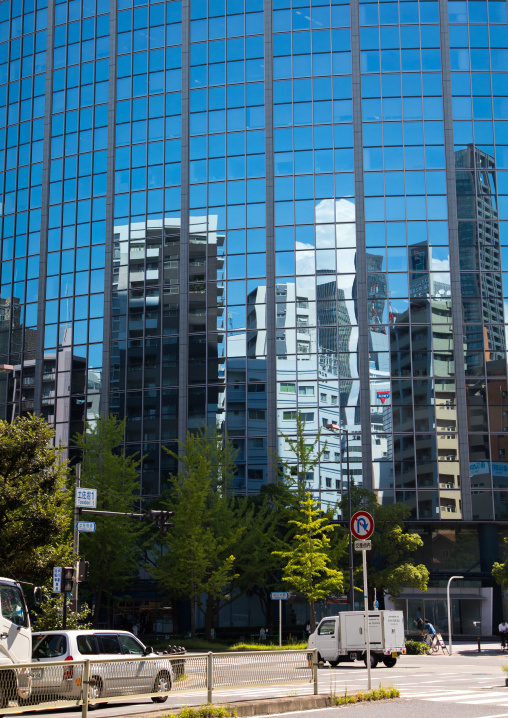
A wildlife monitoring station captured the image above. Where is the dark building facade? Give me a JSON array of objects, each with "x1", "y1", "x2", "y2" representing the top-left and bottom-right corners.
[{"x1": 1, "y1": 0, "x2": 508, "y2": 632}]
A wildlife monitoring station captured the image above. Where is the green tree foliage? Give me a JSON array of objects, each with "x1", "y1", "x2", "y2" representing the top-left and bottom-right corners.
[
  {"x1": 153, "y1": 429, "x2": 246, "y2": 638},
  {"x1": 230, "y1": 485, "x2": 280, "y2": 632},
  {"x1": 0, "y1": 414, "x2": 73, "y2": 581},
  {"x1": 492, "y1": 537, "x2": 508, "y2": 585},
  {"x1": 339, "y1": 486, "x2": 429, "y2": 604},
  {"x1": 74, "y1": 415, "x2": 144, "y2": 627},
  {"x1": 273, "y1": 492, "x2": 344, "y2": 631},
  {"x1": 276, "y1": 412, "x2": 329, "y2": 506},
  {"x1": 33, "y1": 581, "x2": 91, "y2": 631}
]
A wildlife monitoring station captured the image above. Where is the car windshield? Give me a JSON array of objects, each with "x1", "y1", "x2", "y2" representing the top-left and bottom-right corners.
[
  {"x1": 33, "y1": 635, "x2": 67, "y2": 659},
  {"x1": 0, "y1": 585, "x2": 27, "y2": 627}
]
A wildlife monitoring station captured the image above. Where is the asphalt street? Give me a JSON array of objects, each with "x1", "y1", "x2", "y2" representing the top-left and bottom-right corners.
[{"x1": 12, "y1": 643, "x2": 508, "y2": 718}]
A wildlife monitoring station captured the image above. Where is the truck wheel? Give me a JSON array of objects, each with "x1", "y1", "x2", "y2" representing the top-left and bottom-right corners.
[
  {"x1": 363, "y1": 653, "x2": 378, "y2": 669},
  {"x1": 382, "y1": 656, "x2": 397, "y2": 668}
]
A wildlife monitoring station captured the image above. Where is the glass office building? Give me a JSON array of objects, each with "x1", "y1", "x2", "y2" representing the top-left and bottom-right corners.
[{"x1": 1, "y1": 0, "x2": 508, "y2": 630}]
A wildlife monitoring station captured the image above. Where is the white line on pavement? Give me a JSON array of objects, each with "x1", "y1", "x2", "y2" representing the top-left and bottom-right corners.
[{"x1": 424, "y1": 693, "x2": 503, "y2": 701}]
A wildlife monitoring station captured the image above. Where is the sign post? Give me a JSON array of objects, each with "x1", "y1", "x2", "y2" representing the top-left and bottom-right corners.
[
  {"x1": 271, "y1": 592, "x2": 290, "y2": 646},
  {"x1": 52, "y1": 566, "x2": 62, "y2": 594},
  {"x1": 351, "y1": 511, "x2": 374, "y2": 690}
]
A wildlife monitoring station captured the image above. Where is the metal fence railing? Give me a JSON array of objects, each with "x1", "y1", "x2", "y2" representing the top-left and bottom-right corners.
[{"x1": 0, "y1": 649, "x2": 318, "y2": 717}]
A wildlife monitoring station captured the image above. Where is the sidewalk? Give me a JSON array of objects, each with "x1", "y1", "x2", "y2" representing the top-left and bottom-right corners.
[{"x1": 450, "y1": 639, "x2": 506, "y2": 655}]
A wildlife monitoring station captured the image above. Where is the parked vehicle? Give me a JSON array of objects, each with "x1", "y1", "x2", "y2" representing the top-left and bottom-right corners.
[
  {"x1": 31, "y1": 630, "x2": 174, "y2": 704},
  {"x1": 0, "y1": 577, "x2": 37, "y2": 706},
  {"x1": 308, "y1": 611, "x2": 406, "y2": 668}
]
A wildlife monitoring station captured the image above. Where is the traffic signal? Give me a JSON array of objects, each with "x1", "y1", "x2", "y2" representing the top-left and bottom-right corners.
[
  {"x1": 62, "y1": 567, "x2": 75, "y2": 593},
  {"x1": 77, "y1": 560, "x2": 89, "y2": 582},
  {"x1": 146, "y1": 510, "x2": 174, "y2": 534}
]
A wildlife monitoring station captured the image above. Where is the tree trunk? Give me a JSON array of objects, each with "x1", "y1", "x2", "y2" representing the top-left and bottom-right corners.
[
  {"x1": 171, "y1": 599, "x2": 179, "y2": 634},
  {"x1": 309, "y1": 600, "x2": 316, "y2": 632},
  {"x1": 93, "y1": 583, "x2": 103, "y2": 628},
  {"x1": 204, "y1": 594, "x2": 213, "y2": 639},
  {"x1": 190, "y1": 595, "x2": 195, "y2": 639}
]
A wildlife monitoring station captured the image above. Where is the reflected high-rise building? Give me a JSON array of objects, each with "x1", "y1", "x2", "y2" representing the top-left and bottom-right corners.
[{"x1": 2, "y1": 0, "x2": 508, "y2": 633}]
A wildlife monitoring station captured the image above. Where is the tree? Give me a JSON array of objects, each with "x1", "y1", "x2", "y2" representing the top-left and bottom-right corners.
[
  {"x1": 74, "y1": 415, "x2": 144, "y2": 627},
  {"x1": 275, "y1": 412, "x2": 329, "y2": 507},
  {"x1": 338, "y1": 486, "x2": 429, "y2": 605},
  {"x1": 153, "y1": 429, "x2": 245, "y2": 638},
  {"x1": 32, "y1": 581, "x2": 91, "y2": 631},
  {"x1": 0, "y1": 414, "x2": 73, "y2": 582},
  {"x1": 492, "y1": 538, "x2": 508, "y2": 585},
  {"x1": 229, "y1": 486, "x2": 280, "y2": 633},
  {"x1": 273, "y1": 492, "x2": 345, "y2": 632}
]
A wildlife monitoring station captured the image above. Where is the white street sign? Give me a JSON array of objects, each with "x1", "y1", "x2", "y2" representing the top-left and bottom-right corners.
[
  {"x1": 355, "y1": 540, "x2": 372, "y2": 551},
  {"x1": 75, "y1": 488, "x2": 97, "y2": 508},
  {"x1": 53, "y1": 566, "x2": 62, "y2": 594},
  {"x1": 76, "y1": 521, "x2": 96, "y2": 533},
  {"x1": 270, "y1": 591, "x2": 290, "y2": 600}
]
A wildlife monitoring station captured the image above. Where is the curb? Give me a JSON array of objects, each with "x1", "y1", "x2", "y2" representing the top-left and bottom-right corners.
[
  {"x1": 106, "y1": 696, "x2": 333, "y2": 718},
  {"x1": 107, "y1": 693, "x2": 402, "y2": 718},
  {"x1": 230, "y1": 694, "x2": 333, "y2": 716}
]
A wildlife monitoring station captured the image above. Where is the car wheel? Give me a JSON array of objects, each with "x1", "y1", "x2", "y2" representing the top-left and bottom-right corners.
[
  {"x1": 363, "y1": 653, "x2": 378, "y2": 669},
  {"x1": 151, "y1": 671, "x2": 172, "y2": 703},
  {"x1": 382, "y1": 656, "x2": 397, "y2": 668},
  {"x1": 88, "y1": 677, "x2": 105, "y2": 709}
]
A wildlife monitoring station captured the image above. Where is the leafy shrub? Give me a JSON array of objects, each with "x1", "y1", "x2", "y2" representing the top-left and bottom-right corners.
[
  {"x1": 405, "y1": 639, "x2": 430, "y2": 655},
  {"x1": 164, "y1": 705, "x2": 236, "y2": 718},
  {"x1": 332, "y1": 687, "x2": 399, "y2": 705}
]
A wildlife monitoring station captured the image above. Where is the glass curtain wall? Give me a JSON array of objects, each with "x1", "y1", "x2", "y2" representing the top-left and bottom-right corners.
[
  {"x1": 273, "y1": 0, "x2": 359, "y2": 512},
  {"x1": 448, "y1": 0, "x2": 508, "y2": 520},
  {"x1": 111, "y1": 1, "x2": 182, "y2": 495},
  {"x1": 45, "y1": 0, "x2": 109, "y2": 452},
  {"x1": 0, "y1": 1, "x2": 47, "y2": 423},
  {"x1": 362, "y1": 0, "x2": 461, "y2": 518}
]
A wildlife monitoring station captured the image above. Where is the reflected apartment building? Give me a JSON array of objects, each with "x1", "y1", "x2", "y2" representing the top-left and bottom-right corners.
[{"x1": 2, "y1": 0, "x2": 508, "y2": 634}]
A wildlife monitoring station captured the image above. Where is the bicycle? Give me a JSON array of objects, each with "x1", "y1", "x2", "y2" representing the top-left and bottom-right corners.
[{"x1": 425, "y1": 633, "x2": 439, "y2": 653}]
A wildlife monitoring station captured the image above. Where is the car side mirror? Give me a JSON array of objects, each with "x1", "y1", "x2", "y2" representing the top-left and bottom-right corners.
[
  {"x1": 33, "y1": 587, "x2": 43, "y2": 607},
  {"x1": 144, "y1": 646, "x2": 154, "y2": 655}
]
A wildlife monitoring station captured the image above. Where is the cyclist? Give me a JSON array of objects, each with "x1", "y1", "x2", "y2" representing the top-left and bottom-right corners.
[{"x1": 423, "y1": 618, "x2": 438, "y2": 651}]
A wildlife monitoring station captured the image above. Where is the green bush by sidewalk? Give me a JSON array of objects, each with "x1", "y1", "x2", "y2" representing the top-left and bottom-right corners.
[
  {"x1": 163, "y1": 705, "x2": 236, "y2": 718},
  {"x1": 331, "y1": 686, "x2": 400, "y2": 705},
  {"x1": 405, "y1": 639, "x2": 430, "y2": 655}
]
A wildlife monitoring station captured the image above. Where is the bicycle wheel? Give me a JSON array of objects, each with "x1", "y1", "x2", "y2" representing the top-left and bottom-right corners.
[{"x1": 430, "y1": 638, "x2": 439, "y2": 653}]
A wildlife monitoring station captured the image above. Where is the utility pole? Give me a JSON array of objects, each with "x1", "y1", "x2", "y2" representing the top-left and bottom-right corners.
[{"x1": 71, "y1": 464, "x2": 81, "y2": 612}]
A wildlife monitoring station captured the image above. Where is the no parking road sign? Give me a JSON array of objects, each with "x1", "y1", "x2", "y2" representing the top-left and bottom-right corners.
[{"x1": 350, "y1": 511, "x2": 374, "y2": 540}]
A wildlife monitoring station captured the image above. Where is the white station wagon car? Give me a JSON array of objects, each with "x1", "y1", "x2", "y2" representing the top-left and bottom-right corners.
[{"x1": 30, "y1": 630, "x2": 173, "y2": 704}]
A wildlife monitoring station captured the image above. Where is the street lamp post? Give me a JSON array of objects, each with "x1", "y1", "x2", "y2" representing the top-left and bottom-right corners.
[
  {"x1": 326, "y1": 423, "x2": 354, "y2": 611},
  {"x1": 447, "y1": 575, "x2": 463, "y2": 655}
]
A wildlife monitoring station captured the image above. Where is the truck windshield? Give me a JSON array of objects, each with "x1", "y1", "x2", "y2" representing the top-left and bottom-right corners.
[{"x1": 0, "y1": 585, "x2": 27, "y2": 627}]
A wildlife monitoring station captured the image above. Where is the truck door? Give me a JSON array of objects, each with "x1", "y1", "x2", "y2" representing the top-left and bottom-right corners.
[
  {"x1": 0, "y1": 585, "x2": 31, "y2": 665},
  {"x1": 316, "y1": 619, "x2": 338, "y2": 661}
]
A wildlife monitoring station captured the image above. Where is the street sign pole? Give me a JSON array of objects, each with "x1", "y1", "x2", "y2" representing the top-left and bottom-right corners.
[
  {"x1": 270, "y1": 592, "x2": 289, "y2": 646},
  {"x1": 279, "y1": 599, "x2": 282, "y2": 647},
  {"x1": 363, "y1": 548, "x2": 371, "y2": 690},
  {"x1": 350, "y1": 511, "x2": 374, "y2": 691},
  {"x1": 72, "y1": 464, "x2": 81, "y2": 612}
]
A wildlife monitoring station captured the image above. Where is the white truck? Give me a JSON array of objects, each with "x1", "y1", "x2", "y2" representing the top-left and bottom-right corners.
[
  {"x1": 0, "y1": 577, "x2": 38, "y2": 707},
  {"x1": 308, "y1": 610, "x2": 406, "y2": 668}
]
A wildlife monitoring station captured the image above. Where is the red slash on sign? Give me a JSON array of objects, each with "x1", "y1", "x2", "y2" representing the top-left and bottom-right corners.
[{"x1": 350, "y1": 510, "x2": 374, "y2": 540}]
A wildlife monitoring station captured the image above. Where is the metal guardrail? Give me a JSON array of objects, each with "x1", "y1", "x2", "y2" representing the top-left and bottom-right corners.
[{"x1": 0, "y1": 649, "x2": 317, "y2": 716}]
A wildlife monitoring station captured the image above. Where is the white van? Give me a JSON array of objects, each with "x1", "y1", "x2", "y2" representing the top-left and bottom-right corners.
[
  {"x1": 308, "y1": 611, "x2": 406, "y2": 668},
  {"x1": 31, "y1": 630, "x2": 174, "y2": 704}
]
